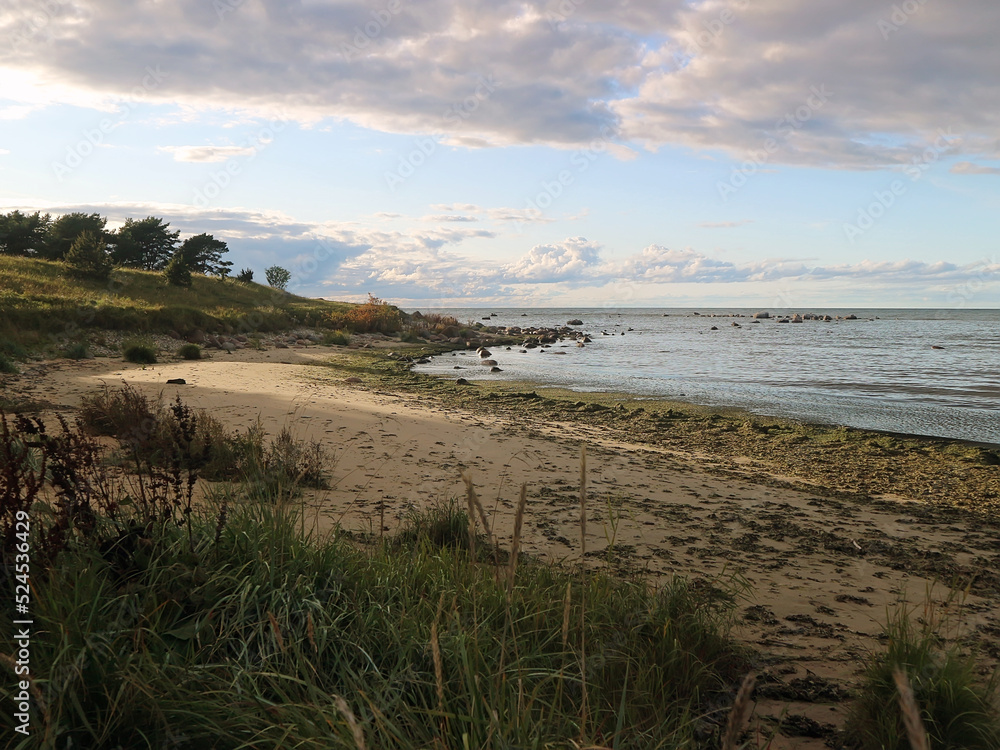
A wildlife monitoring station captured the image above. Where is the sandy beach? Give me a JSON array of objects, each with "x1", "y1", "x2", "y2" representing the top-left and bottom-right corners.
[{"x1": 5, "y1": 342, "x2": 1000, "y2": 749}]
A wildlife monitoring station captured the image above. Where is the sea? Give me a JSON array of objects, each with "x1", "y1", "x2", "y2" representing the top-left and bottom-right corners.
[{"x1": 409, "y1": 308, "x2": 1000, "y2": 445}]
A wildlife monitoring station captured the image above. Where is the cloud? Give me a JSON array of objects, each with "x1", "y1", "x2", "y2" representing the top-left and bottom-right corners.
[
  {"x1": 159, "y1": 145, "x2": 258, "y2": 162},
  {"x1": 0, "y1": 148, "x2": 10, "y2": 155},
  {"x1": 698, "y1": 220, "x2": 754, "y2": 228},
  {"x1": 421, "y1": 214, "x2": 480, "y2": 223},
  {"x1": 950, "y1": 161, "x2": 1000, "y2": 175},
  {"x1": 503, "y1": 238, "x2": 602, "y2": 282},
  {"x1": 6, "y1": 199, "x2": 997, "y2": 303},
  {"x1": 3, "y1": 1, "x2": 996, "y2": 167}
]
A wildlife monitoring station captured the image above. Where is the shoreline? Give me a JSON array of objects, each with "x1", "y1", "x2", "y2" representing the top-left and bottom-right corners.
[{"x1": 3, "y1": 341, "x2": 1000, "y2": 748}]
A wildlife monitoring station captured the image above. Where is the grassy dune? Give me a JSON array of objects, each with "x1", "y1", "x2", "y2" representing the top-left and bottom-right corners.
[{"x1": 0, "y1": 256, "x2": 353, "y2": 344}]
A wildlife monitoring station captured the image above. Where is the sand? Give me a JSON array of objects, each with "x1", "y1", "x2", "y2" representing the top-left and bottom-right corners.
[{"x1": 6, "y1": 344, "x2": 1000, "y2": 749}]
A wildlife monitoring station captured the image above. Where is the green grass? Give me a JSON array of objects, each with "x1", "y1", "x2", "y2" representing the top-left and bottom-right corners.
[
  {"x1": 177, "y1": 343, "x2": 202, "y2": 360},
  {"x1": 0, "y1": 256, "x2": 354, "y2": 345},
  {"x1": 2, "y1": 500, "x2": 747, "y2": 749},
  {"x1": 63, "y1": 341, "x2": 92, "y2": 360},
  {"x1": 0, "y1": 400, "x2": 750, "y2": 749},
  {"x1": 848, "y1": 597, "x2": 1000, "y2": 749},
  {"x1": 122, "y1": 338, "x2": 158, "y2": 364}
]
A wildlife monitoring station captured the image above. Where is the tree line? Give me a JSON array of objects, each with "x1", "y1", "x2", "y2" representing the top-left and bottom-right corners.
[{"x1": 0, "y1": 210, "x2": 234, "y2": 285}]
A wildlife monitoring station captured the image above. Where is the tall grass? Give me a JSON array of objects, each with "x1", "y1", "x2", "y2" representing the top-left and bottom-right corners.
[
  {"x1": 3, "y1": 498, "x2": 748, "y2": 749},
  {"x1": 0, "y1": 399, "x2": 750, "y2": 749},
  {"x1": 0, "y1": 256, "x2": 355, "y2": 343},
  {"x1": 847, "y1": 596, "x2": 1000, "y2": 750}
]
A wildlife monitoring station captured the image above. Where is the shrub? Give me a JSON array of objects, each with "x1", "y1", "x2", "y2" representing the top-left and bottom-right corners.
[
  {"x1": 0, "y1": 340, "x2": 28, "y2": 361},
  {"x1": 0, "y1": 353, "x2": 17, "y2": 374},
  {"x1": 265, "y1": 265, "x2": 291, "y2": 290},
  {"x1": 235, "y1": 267, "x2": 254, "y2": 283},
  {"x1": 321, "y1": 330, "x2": 351, "y2": 346},
  {"x1": 326, "y1": 293, "x2": 403, "y2": 334},
  {"x1": 64, "y1": 230, "x2": 114, "y2": 282},
  {"x1": 79, "y1": 382, "x2": 162, "y2": 441},
  {"x1": 400, "y1": 330, "x2": 422, "y2": 343},
  {"x1": 177, "y1": 343, "x2": 202, "y2": 360},
  {"x1": 847, "y1": 599, "x2": 1000, "y2": 749},
  {"x1": 64, "y1": 342, "x2": 92, "y2": 360},
  {"x1": 122, "y1": 338, "x2": 158, "y2": 364},
  {"x1": 164, "y1": 253, "x2": 192, "y2": 287}
]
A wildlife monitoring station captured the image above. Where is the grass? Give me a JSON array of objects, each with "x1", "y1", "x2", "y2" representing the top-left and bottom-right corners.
[
  {"x1": 122, "y1": 337, "x2": 157, "y2": 364},
  {"x1": 0, "y1": 256, "x2": 355, "y2": 346},
  {"x1": 78, "y1": 383, "x2": 330, "y2": 495},
  {"x1": 0, "y1": 352, "x2": 17, "y2": 374},
  {"x1": 63, "y1": 341, "x2": 92, "y2": 360},
  {"x1": 1, "y1": 396, "x2": 751, "y2": 749},
  {"x1": 177, "y1": 343, "x2": 202, "y2": 360},
  {"x1": 321, "y1": 330, "x2": 351, "y2": 346},
  {"x1": 847, "y1": 595, "x2": 1000, "y2": 749}
]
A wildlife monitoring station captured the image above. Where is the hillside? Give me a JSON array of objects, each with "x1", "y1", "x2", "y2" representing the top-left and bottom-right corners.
[{"x1": 0, "y1": 256, "x2": 355, "y2": 345}]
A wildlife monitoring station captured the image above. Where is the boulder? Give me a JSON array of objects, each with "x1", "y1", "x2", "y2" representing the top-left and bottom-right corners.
[
  {"x1": 490, "y1": 366, "x2": 503, "y2": 373},
  {"x1": 791, "y1": 314, "x2": 803, "y2": 323},
  {"x1": 754, "y1": 312, "x2": 770, "y2": 319},
  {"x1": 567, "y1": 319, "x2": 584, "y2": 326},
  {"x1": 166, "y1": 378, "x2": 186, "y2": 385},
  {"x1": 345, "y1": 377, "x2": 363, "y2": 384}
]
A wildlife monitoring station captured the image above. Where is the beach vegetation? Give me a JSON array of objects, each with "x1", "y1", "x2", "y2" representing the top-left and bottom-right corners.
[
  {"x1": 63, "y1": 341, "x2": 92, "y2": 360},
  {"x1": 321, "y1": 330, "x2": 351, "y2": 346},
  {"x1": 42, "y1": 211, "x2": 108, "y2": 260},
  {"x1": 1, "y1": 396, "x2": 755, "y2": 749},
  {"x1": 326, "y1": 293, "x2": 404, "y2": 334},
  {"x1": 0, "y1": 209, "x2": 52, "y2": 256},
  {"x1": 176, "y1": 233, "x2": 232, "y2": 278},
  {"x1": 122, "y1": 338, "x2": 158, "y2": 364},
  {"x1": 111, "y1": 216, "x2": 180, "y2": 270},
  {"x1": 0, "y1": 256, "x2": 356, "y2": 346},
  {"x1": 265, "y1": 265, "x2": 291, "y2": 290},
  {"x1": 164, "y1": 252, "x2": 193, "y2": 287},
  {"x1": 64, "y1": 230, "x2": 115, "y2": 282},
  {"x1": 847, "y1": 596, "x2": 1000, "y2": 750},
  {"x1": 178, "y1": 343, "x2": 202, "y2": 360}
]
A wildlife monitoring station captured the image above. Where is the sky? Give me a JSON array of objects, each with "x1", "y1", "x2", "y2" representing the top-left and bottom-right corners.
[{"x1": 1, "y1": 0, "x2": 999, "y2": 308}]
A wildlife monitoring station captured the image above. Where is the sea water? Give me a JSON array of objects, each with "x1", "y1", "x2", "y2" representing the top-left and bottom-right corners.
[{"x1": 411, "y1": 308, "x2": 1000, "y2": 445}]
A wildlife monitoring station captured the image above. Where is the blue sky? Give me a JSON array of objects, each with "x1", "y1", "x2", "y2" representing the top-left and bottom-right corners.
[{"x1": 1, "y1": 0, "x2": 999, "y2": 307}]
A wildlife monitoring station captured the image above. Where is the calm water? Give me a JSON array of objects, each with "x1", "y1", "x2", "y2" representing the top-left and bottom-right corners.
[{"x1": 411, "y1": 308, "x2": 1000, "y2": 445}]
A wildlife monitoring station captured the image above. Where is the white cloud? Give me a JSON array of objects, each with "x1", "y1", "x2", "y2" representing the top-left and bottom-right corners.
[
  {"x1": 5, "y1": 200, "x2": 997, "y2": 303},
  {"x1": 503, "y1": 238, "x2": 602, "y2": 281},
  {"x1": 3, "y1": 1, "x2": 996, "y2": 167},
  {"x1": 0, "y1": 148, "x2": 10, "y2": 155},
  {"x1": 158, "y1": 145, "x2": 258, "y2": 162},
  {"x1": 950, "y1": 161, "x2": 1000, "y2": 175}
]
